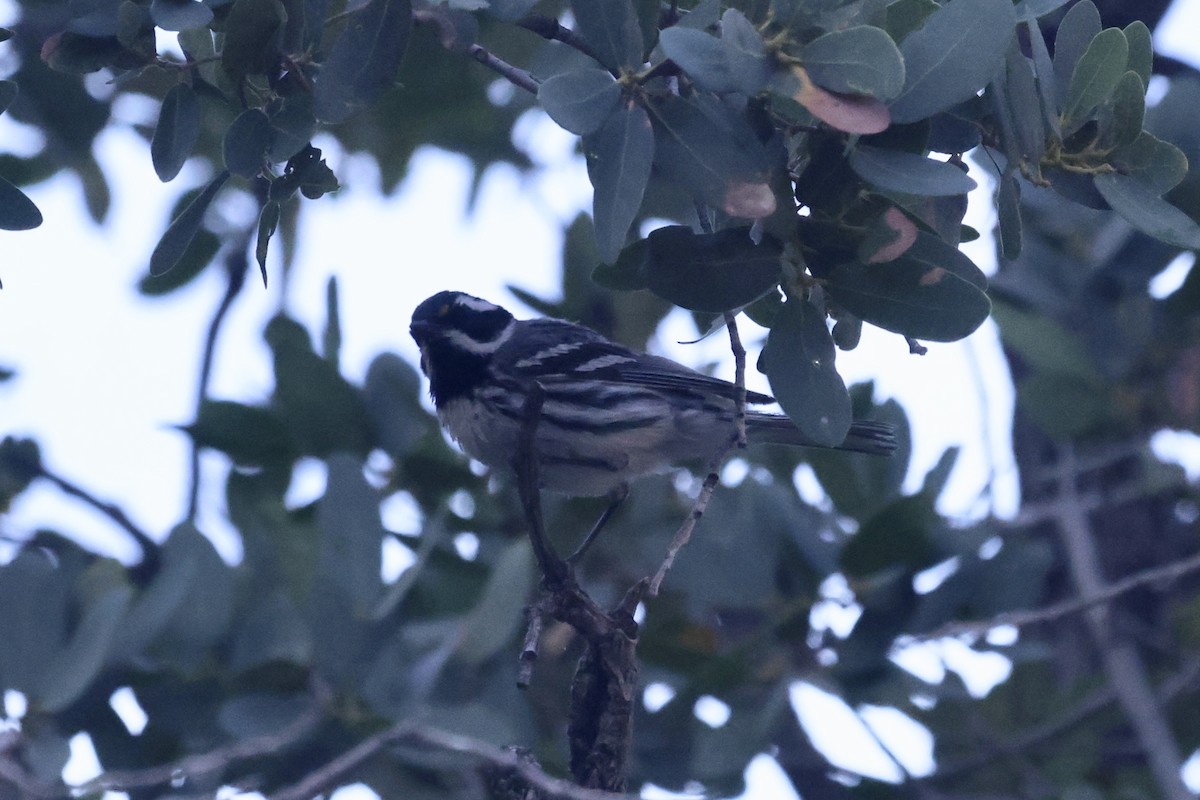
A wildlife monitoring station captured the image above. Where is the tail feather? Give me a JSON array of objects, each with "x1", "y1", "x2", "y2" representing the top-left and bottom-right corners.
[{"x1": 746, "y1": 413, "x2": 897, "y2": 455}]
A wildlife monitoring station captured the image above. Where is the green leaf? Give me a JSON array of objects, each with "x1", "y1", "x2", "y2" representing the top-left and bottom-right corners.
[
  {"x1": 0, "y1": 552, "x2": 66, "y2": 696},
  {"x1": 647, "y1": 94, "x2": 774, "y2": 219},
  {"x1": 720, "y1": 8, "x2": 771, "y2": 95},
  {"x1": 840, "y1": 494, "x2": 938, "y2": 578},
  {"x1": 802, "y1": 26, "x2": 905, "y2": 101},
  {"x1": 139, "y1": 229, "x2": 218, "y2": 295},
  {"x1": 145, "y1": 524, "x2": 236, "y2": 670},
  {"x1": 1094, "y1": 173, "x2": 1200, "y2": 250},
  {"x1": 1013, "y1": 0, "x2": 1072, "y2": 20},
  {"x1": 183, "y1": 399, "x2": 293, "y2": 464},
  {"x1": 454, "y1": 538, "x2": 533, "y2": 664},
  {"x1": 1004, "y1": 45, "x2": 1045, "y2": 165},
  {"x1": 39, "y1": 584, "x2": 133, "y2": 712},
  {"x1": 0, "y1": 175, "x2": 43, "y2": 231},
  {"x1": 592, "y1": 237, "x2": 650, "y2": 290},
  {"x1": 224, "y1": 108, "x2": 273, "y2": 178},
  {"x1": 824, "y1": 242, "x2": 990, "y2": 342},
  {"x1": 268, "y1": 96, "x2": 316, "y2": 162},
  {"x1": 1111, "y1": 131, "x2": 1188, "y2": 195},
  {"x1": 990, "y1": 300, "x2": 1101, "y2": 382},
  {"x1": 849, "y1": 146, "x2": 976, "y2": 196},
  {"x1": 997, "y1": 169, "x2": 1022, "y2": 260},
  {"x1": 570, "y1": 0, "x2": 643, "y2": 71},
  {"x1": 266, "y1": 315, "x2": 373, "y2": 457},
  {"x1": 1052, "y1": 0, "x2": 1101, "y2": 112},
  {"x1": 1025, "y1": 18, "x2": 1061, "y2": 139},
  {"x1": 760, "y1": 297, "x2": 851, "y2": 448},
  {"x1": 318, "y1": 454, "x2": 385, "y2": 618},
  {"x1": 643, "y1": 226, "x2": 781, "y2": 312},
  {"x1": 149, "y1": 169, "x2": 230, "y2": 276},
  {"x1": 1123, "y1": 21, "x2": 1152, "y2": 88},
  {"x1": 151, "y1": 83, "x2": 200, "y2": 182},
  {"x1": 220, "y1": 0, "x2": 287, "y2": 80},
  {"x1": 538, "y1": 68, "x2": 621, "y2": 135},
  {"x1": 889, "y1": 0, "x2": 1015, "y2": 124},
  {"x1": 884, "y1": 0, "x2": 937, "y2": 43},
  {"x1": 585, "y1": 101, "x2": 653, "y2": 264},
  {"x1": 659, "y1": 26, "x2": 736, "y2": 93},
  {"x1": 1061, "y1": 28, "x2": 1128, "y2": 131},
  {"x1": 0, "y1": 80, "x2": 17, "y2": 115},
  {"x1": 313, "y1": 0, "x2": 412, "y2": 123},
  {"x1": 256, "y1": 199, "x2": 280, "y2": 284},
  {"x1": 1098, "y1": 71, "x2": 1145, "y2": 151},
  {"x1": 782, "y1": 66, "x2": 891, "y2": 134},
  {"x1": 150, "y1": 0, "x2": 213, "y2": 30}
]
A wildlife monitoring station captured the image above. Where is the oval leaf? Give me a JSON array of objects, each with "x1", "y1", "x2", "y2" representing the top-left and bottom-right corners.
[
  {"x1": 1123, "y1": 20, "x2": 1152, "y2": 87},
  {"x1": 150, "y1": 0, "x2": 213, "y2": 31},
  {"x1": 648, "y1": 94, "x2": 775, "y2": 218},
  {"x1": 223, "y1": 108, "x2": 273, "y2": 178},
  {"x1": 585, "y1": 101, "x2": 654, "y2": 264},
  {"x1": 0, "y1": 175, "x2": 43, "y2": 231},
  {"x1": 538, "y1": 68, "x2": 621, "y2": 135},
  {"x1": 314, "y1": 0, "x2": 413, "y2": 124},
  {"x1": 38, "y1": 585, "x2": 133, "y2": 712},
  {"x1": 152, "y1": 83, "x2": 200, "y2": 182},
  {"x1": 825, "y1": 244, "x2": 991, "y2": 342},
  {"x1": 149, "y1": 169, "x2": 230, "y2": 276},
  {"x1": 1095, "y1": 173, "x2": 1200, "y2": 250},
  {"x1": 889, "y1": 0, "x2": 1016, "y2": 124},
  {"x1": 761, "y1": 298, "x2": 851, "y2": 448},
  {"x1": 1061, "y1": 27, "x2": 1128, "y2": 131},
  {"x1": 850, "y1": 146, "x2": 976, "y2": 196},
  {"x1": 1052, "y1": 0, "x2": 1100, "y2": 104},
  {"x1": 802, "y1": 26, "x2": 905, "y2": 101},
  {"x1": 659, "y1": 26, "x2": 736, "y2": 93},
  {"x1": 644, "y1": 225, "x2": 781, "y2": 312},
  {"x1": 570, "y1": 0, "x2": 643, "y2": 71},
  {"x1": 789, "y1": 65, "x2": 890, "y2": 134}
]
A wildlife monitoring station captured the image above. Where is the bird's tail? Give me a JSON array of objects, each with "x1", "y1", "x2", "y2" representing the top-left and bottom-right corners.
[{"x1": 746, "y1": 412, "x2": 897, "y2": 455}]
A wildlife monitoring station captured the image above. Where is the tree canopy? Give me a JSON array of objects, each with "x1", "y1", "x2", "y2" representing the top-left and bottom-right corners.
[{"x1": 3, "y1": 0, "x2": 1200, "y2": 798}]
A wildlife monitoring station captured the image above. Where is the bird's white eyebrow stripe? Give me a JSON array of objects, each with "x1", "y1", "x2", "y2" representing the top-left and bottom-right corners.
[
  {"x1": 444, "y1": 323, "x2": 513, "y2": 355},
  {"x1": 455, "y1": 295, "x2": 501, "y2": 312}
]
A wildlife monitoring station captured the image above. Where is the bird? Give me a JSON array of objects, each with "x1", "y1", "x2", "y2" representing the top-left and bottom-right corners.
[{"x1": 409, "y1": 290, "x2": 895, "y2": 504}]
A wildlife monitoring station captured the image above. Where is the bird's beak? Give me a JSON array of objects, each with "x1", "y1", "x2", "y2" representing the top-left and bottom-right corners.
[{"x1": 409, "y1": 320, "x2": 432, "y2": 343}]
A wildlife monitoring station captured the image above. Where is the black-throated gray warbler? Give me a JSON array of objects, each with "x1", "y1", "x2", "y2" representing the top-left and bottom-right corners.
[{"x1": 410, "y1": 291, "x2": 895, "y2": 497}]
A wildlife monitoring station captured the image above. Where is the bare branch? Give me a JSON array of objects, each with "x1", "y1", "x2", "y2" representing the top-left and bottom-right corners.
[
  {"x1": 724, "y1": 311, "x2": 748, "y2": 448},
  {"x1": 648, "y1": 465, "x2": 723, "y2": 597},
  {"x1": 271, "y1": 722, "x2": 630, "y2": 800},
  {"x1": 468, "y1": 44, "x2": 540, "y2": 95},
  {"x1": 516, "y1": 15, "x2": 601, "y2": 64},
  {"x1": 1053, "y1": 444, "x2": 1192, "y2": 800},
  {"x1": 907, "y1": 548, "x2": 1200, "y2": 643}
]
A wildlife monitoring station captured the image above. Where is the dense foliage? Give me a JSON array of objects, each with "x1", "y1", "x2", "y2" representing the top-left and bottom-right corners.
[{"x1": 2, "y1": 0, "x2": 1200, "y2": 798}]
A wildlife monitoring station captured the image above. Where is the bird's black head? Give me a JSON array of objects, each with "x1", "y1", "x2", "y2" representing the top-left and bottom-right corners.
[{"x1": 410, "y1": 291, "x2": 515, "y2": 406}]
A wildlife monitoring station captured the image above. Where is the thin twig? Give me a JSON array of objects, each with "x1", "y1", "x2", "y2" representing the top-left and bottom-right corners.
[
  {"x1": 35, "y1": 467, "x2": 157, "y2": 560},
  {"x1": 648, "y1": 464, "x2": 724, "y2": 597},
  {"x1": 906, "y1": 548, "x2": 1200, "y2": 643},
  {"x1": 0, "y1": 685, "x2": 326, "y2": 799},
  {"x1": 270, "y1": 722, "x2": 628, "y2": 800},
  {"x1": 519, "y1": 596, "x2": 548, "y2": 689},
  {"x1": 468, "y1": 44, "x2": 540, "y2": 95},
  {"x1": 187, "y1": 247, "x2": 248, "y2": 522},
  {"x1": 724, "y1": 312, "x2": 748, "y2": 448},
  {"x1": 516, "y1": 15, "x2": 602, "y2": 63},
  {"x1": 1054, "y1": 444, "x2": 1191, "y2": 800}
]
